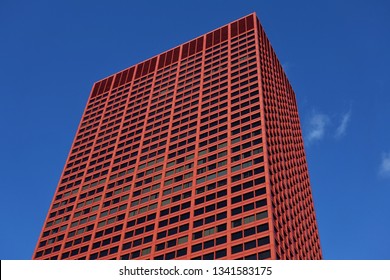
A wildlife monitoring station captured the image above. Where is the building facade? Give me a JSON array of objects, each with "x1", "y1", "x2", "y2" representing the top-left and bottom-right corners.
[{"x1": 33, "y1": 13, "x2": 322, "y2": 260}]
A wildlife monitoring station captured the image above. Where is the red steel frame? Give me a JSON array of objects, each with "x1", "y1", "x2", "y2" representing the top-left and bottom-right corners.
[{"x1": 33, "y1": 13, "x2": 322, "y2": 260}]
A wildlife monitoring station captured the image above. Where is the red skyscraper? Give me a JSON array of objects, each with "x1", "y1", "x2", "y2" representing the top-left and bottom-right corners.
[{"x1": 34, "y1": 13, "x2": 322, "y2": 260}]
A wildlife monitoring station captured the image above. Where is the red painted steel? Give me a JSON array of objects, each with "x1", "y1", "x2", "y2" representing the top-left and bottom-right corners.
[{"x1": 33, "y1": 13, "x2": 322, "y2": 260}]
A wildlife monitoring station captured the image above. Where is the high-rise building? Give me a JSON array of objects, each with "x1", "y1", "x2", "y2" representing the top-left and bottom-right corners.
[{"x1": 33, "y1": 13, "x2": 322, "y2": 260}]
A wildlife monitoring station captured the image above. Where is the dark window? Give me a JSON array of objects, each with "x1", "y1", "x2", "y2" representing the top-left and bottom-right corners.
[
  {"x1": 245, "y1": 254, "x2": 257, "y2": 260},
  {"x1": 204, "y1": 240, "x2": 214, "y2": 249},
  {"x1": 257, "y1": 236, "x2": 270, "y2": 247},
  {"x1": 244, "y1": 227, "x2": 256, "y2": 237},
  {"x1": 179, "y1": 224, "x2": 189, "y2": 231},
  {"x1": 232, "y1": 231, "x2": 243, "y2": 241},
  {"x1": 215, "y1": 249, "x2": 227, "y2": 259},
  {"x1": 217, "y1": 223, "x2": 227, "y2": 232},
  {"x1": 177, "y1": 248, "x2": 187, "y2": 257},
  {"x1": 144, "y1": 235, "x2": 153, "y2": 243},
  {"x1": 131, "y1": 250, "x2": 140, "y2": 259},
  {"x1": 256, "y1": 199, "x2": 267, "y2": 208},
  {"x1": 122, "y1": 242, "x2": 132, "y2": 250},
  {"x1": 133, "y1": 239, "x2": 142, "y2": 247},
  {"x1": 165, "y1": 252, "x2": 175, "y2": 260},
  {"x1": 192, "y1": 243, "x2": 202, "y2": 253},
  {"x1": 203, "y1": 252, "x2": 214, "y2": 260},
  {"x1": 194, "y1": 220, "x2": 203, "y2": 227},
  {"x1": 167, "y1": 240, "x2": 176, "y2": 248},
  {"x1": 205, "y1": 215, "x2": 215, "y2": 224},
  {"x1": 110, "y1": 246, "x2": 118, "y2": 254},
  {"x1": 216, "y1": 236, "x2": 227, "y2": 245},
  {"x1": 156, "y1": 243, "x2": 165, "y2": 251},
  {"x1": 231, "y1": 207, "x2": 242, "y2": 215},
  {"x1": 89, "y1": 252, "x2": 97, "y2": 260},
  {"x1": 193, "y1": 231, "x2": 202, "y2": 239},
  {"x1": 258, "y1": 250, "x2": 271, "y2": 260},
  {"x1": 231, "y1": 244, "x2": 243, "y2": 254},
  {"x1": 244, "y1": 240, "x2": 256, "y2": 250},
  {"x1": 257, "y1": 223, "x2": 269, "y2": 233},
  {"x1": 168, "y1": 227, "x2": 178, "y2": 236}
]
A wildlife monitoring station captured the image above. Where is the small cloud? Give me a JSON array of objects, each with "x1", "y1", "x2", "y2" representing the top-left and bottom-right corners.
[
  {"x1": 379, "y1": 152, "x2": 390, "y2": 177},
  {"x1": 306, "y1": 112, "x2": 330, "y2": 143},
  {"x1": 335, "y1": 110, "x2": 352, "y2": 138}
]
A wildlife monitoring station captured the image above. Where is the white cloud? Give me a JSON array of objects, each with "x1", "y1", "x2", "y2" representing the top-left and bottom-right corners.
[
  {"x1": 335, "y1": 110, "x2": 352, "y2": 138},
  {"x1": 306, "y1": 113, "x2": 330, "y2": 143},
  {"x1": 379, "y1": 152, "x2": 390, "y2": 177}
]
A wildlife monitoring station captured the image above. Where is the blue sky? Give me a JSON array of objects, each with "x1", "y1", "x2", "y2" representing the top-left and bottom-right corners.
[{"x1": 0, "y1": 0, "x2": 389, "y2": 260}]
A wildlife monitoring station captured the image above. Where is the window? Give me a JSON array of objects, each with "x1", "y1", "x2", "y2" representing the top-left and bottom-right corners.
[
  {"x1": 215, "y1": 249, "x2": 227, "y2": 259},
  {"x1": 258, "y1": 250, "x2": 271, "y2": 260},
  {"x1": 232, "y1": 244, "x2": 243, "y2": 254}
]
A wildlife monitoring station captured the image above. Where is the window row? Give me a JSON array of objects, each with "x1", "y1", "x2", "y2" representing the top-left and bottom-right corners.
[
  {"x1": 161, "y1": 190, "x2": 192, "y2": 206},
  {"x1": 160, "y1": 201, "x2": 191, "y2": 217},
  {"x1": 164, "y1": 171, "x2": 193, "y2": 186},
  {"x1": 51, "y1": 196, "x2": 77, "y2": 211},
  {"x1": 102, "y1": 193, "x2": 129, "y2": 209},
  {"x1": 231, "y1": 157, "x2": 264, "y2": 173},
  {"x1": 194, "y1": 189, "x2": 227, "y2": 206},
  {"x1": 89, "y1": 245, "x2": 119, "y2": 260},
  {"x1": 92, "y1": 234, "x2": 121, "y2": 249},
  {"x1": 95, "y1": 223, "x2": 123, "y2": 238},
  {"x1": 64, "y1": 234, "x2": 92, "y2": 248},
  {"x1": 97, "y1": 214, "x2": 125, "y2": 228},
  {"x1": 231, "y1": 210, "x2": 268, "y2": 228},
  {"x1": 130, "y1": 192, "x2": 159, "y2": 207},
  {"x1": 231, "y1": 138, "x2": 263, "y2": 154},
  {"x1": 155, "y1": 235, "x2": 188, "y2": 251},
  {"x1": 199, "y1": 124, "x2": 227, "y2": 140},
  {"x1": 196, "y1": 169, "x2": 227, "y2": 184},
  {"x1": 41, "y1": 222, "x2": 67, "y2": 238},
  {"x1": 100, "y1": 203, "x2": 127, "y2": 218},
  {"x1": 153, "y1": 247, "x2": 187, "y2": 260},
  {"x1": 195, "y1": 179, "x2": 227, "y2": 195},
  {"x1": 49, "y1": 205, "x2": 73, "y2": 219},
  {"x1": 74, "y1": 204, "x2": 99, "y2": 219},
  {"x1": 129, "y1": 202, "x2": 158, "y2": 217},
  {"x1": 191, "y1": 236, "x2": 227, "y2": 253},
  {"x1": 191, "y1": 248, "x2": 227, "y2": 260},
  {"x1": 193, "y1": 223, "x2": 227, "y2": 240},
  {"x1": 67, "y1": 224, "x2": 94, "y2": 239},
  {"x1": 231, "y1": 198, "x2": 267, "y2": 216},
  {"x1": 193, "y1": 211, "x2": 227, "y2": 228},
  {"x1": 231, "y1": 147, "x2": 263, "y2": 164},
  {"x1": 134, "y1": 172, "x2": 162, "y2": 188},
  {"x1": 39, "y1": 234, "x2": 65, "y2": 248},
  {"x1": 137, "y1": 165, "x2": 163, "y2": 179},
  {"x1": 198, "y1": 133, "x2": 227, "y2": 148},
  {"x1": 231, "y1": 236, "x2": 270, "y2": 254},
  {"x1": 197, "y1": 159, "x2": 227, "y2": 175},
  {"x1": 157, "y1": 223, "x2": 189, "y2": 240},
  {"x1": 133, "y1": 183, "x2": 160, "y2": 198},
  {"x1": 162, "y1": 181, "x2": 192, "y2": 197},
  {"x1": 231, "y1": 222, "x2": 269, "y2": 241},
  {"x1": 231, "y1": 177, "x2": 266, "y2": 194},
  {"x1": 126, "y1": 213, "x2": 156, "y2": 229},
  {"x1": 168, "y1": 137, "x2": 196, "y2": 152}
]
